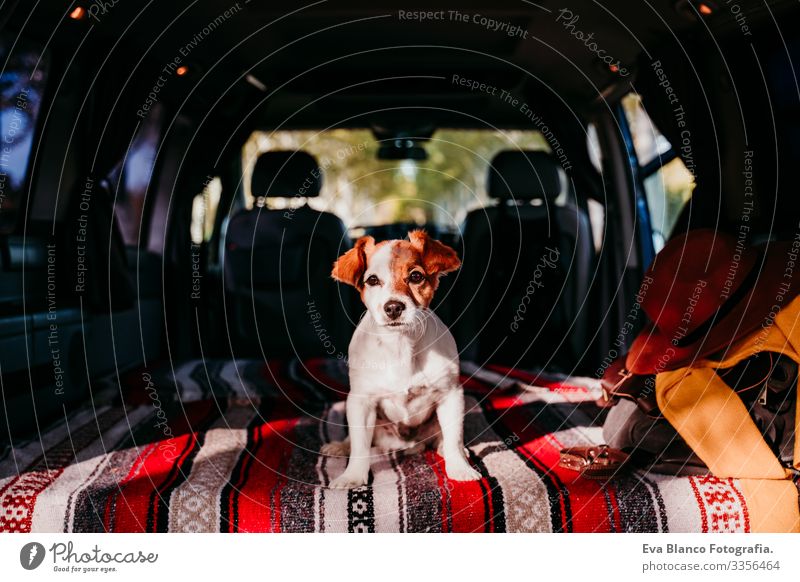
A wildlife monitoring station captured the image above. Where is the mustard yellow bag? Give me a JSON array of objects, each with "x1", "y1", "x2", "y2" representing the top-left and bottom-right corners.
[{"x1": 657, "y1": 296, "x2": 800, "y2": 532}]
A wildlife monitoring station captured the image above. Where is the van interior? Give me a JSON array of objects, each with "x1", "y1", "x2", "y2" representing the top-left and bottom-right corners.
[{"x1": 1, "y1": 0, "x2": 799, "y2": 532}]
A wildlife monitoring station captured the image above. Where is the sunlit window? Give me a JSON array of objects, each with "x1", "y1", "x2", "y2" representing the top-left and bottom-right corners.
[
  {"x1": 191, "y1": 176, "x2": 222, "y2": 245},
  {"x1": 242, "y1": 129, "x2": 550, "y2": 229},
  {"x1": 116, "y1": 104, "x2": 162, "y2": 246},
  {"x1": 622, "y1": 94, "x2": 695, "y2": 250}
]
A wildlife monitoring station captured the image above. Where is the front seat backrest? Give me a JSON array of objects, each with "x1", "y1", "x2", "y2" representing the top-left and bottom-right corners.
[
  {"x1": 225, "y1": 151, "x2": 350, "y2": 357},
  {"x1": 454, "y1": 151, "x2": 592, "y2": 372}
]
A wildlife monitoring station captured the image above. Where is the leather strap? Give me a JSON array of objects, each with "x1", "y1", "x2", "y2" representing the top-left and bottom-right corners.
[
  {"x1": 600, "y1": 358, "x2": 660, "y2": 417},
  {"x1": 602, "y1": 352, "x2": 797, "y2": 420}
]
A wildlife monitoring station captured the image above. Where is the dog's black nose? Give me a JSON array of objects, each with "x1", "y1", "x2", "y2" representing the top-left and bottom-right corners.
[{"x1": 384, "y1": 300, "x2": 405, "y2": 320}]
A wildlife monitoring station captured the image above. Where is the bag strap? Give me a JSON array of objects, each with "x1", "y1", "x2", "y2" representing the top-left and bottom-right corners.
[{"x1": 603, "y1": 352, "x2": 798, "y2": 420}]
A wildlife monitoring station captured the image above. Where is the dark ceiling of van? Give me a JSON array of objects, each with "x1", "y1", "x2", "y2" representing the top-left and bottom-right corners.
[{"x1": 10, "y1": 0, "x2": 797, "y2": 129}]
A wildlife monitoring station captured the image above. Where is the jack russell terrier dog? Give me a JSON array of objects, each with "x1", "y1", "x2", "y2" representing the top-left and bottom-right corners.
[{"x1": 322, "y1": 230, "x2": 481, "y2": 489}]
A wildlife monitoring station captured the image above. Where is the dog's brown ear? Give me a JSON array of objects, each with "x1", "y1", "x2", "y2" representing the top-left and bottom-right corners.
[
  {"x1": 331, "y1": 236, "x2": 375, "y2": 288},
  {"x1": 408, "y1": 230, "x2": 461, "y2": 278}
]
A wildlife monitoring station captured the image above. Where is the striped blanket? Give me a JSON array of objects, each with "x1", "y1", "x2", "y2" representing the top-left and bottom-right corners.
[{"x1": 0, "y1": 358, "x2": 751, "y2": 532}]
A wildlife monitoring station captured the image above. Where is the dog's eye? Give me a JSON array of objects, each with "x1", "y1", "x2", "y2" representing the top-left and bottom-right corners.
[
  {"x1": 365, "y1": 275, "x2": 380, "y2": 286},
  {"x1": 408, "y1": 271, "x2": 424, "y2": 284}
]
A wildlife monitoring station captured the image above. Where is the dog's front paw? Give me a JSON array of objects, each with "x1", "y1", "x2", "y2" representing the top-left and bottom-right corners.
[
  {"x1": 320, "y1": 440, "x2": 350, "y2": 457},
  {"x1": 328, "y1": 470, "x2": 369, "y2": 489},
  {"x1": 437, "y1": 442, "x2": 470, "y2": 459},
  {"x1": 445, "y1": 460, "x2": 482, "y2": 482}
]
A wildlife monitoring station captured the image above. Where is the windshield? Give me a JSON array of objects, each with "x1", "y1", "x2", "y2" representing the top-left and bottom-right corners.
[{"x1": 243, "y1": 129, "x2": 549, "y2": 229}]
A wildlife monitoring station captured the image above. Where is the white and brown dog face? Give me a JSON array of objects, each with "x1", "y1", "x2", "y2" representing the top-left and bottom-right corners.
[{"x1": 332, "y1": 230, "x2": 461, "y2": 329}]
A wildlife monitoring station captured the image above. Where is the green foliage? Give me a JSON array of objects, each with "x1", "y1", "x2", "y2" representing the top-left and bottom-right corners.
[{"x1": 243, "y1": 128, "x2": 548, "y2": 228}]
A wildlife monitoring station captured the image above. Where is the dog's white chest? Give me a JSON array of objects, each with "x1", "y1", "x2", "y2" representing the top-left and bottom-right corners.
[
  {"x1": 348, "y1": 326, "x2": 415, "y2": 392},
  {"x1": 347, "y1": 311, "x2": 459, "y2": 401},
  {"x1": 378, "y1": 385, "x2": 440, "y2": 427}
]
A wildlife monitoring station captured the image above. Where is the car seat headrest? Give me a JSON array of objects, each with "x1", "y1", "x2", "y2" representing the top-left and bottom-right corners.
[
  {"x1": 487, "y1": 150, "x2": 563, "y2": 201},
  {"x1": 251, "y1": 150, "x2": 322, "y2": 199}
]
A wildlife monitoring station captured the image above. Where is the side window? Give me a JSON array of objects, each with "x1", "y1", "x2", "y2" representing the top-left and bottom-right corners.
[
  {"x1": 0, "y1": 37, "x2": 48, "y2": 233},
  {"x1": 190, "y1": 176, "x2": 222, "y2": 245},
  {"x1": 622, "y1": 94, "x2": 695, "y2": 250},
  {"x1": 115, "y1": 104, "x2": 163, "y2": 246},
  {"x1": 585, "y1": 123, "x2": 606, "y2": 253}
]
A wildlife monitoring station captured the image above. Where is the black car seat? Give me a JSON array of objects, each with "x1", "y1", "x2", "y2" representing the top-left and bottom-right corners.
[
  {"x1": 224, "y1": 151, "x2": 351, "y2": 357},
  {"x1": 453, "y1": 150, "x2": 592, "y2": 372}
]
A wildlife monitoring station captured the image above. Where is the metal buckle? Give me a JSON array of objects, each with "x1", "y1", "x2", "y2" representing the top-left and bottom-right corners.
[
  {"x1": 605, "y1": 367, "x2": 635, "y2": 400},
  {"x1": 615, "y1": 367, "x2": 634, "y2": 388},
  {"x1": 757, "y1": 382, "x2": 769, "y2": 406}
]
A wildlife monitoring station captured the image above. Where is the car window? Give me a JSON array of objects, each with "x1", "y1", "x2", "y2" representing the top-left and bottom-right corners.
[
  {"x1": 243, "y1": 129, "x2": 550, "y2": 229},
  {"x1": 622, "y1": 94, "x2": 695, "y2": 250},
  {"x1": 115, "y1": 104, "x2": 163, "y2": 246},
  {"x1": 191, "y1": 176, "x2": 222, "y2": 245},
  {"x1": 586, "y1": 122, "x2": 602, "y2": 173},
  {"x1": 0, "y1": 37, "x2": 48, "y2": 234},
  {"x1": 584, "y1": 123, "x2": 605, "y2": 253}
]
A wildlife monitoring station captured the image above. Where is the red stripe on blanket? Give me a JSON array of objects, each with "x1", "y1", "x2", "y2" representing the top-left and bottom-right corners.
[
  {"x1": 459, "y1": 374, "x2": 495, "y2": 395},
  {"x1": 486, "y1": 364, "x2": 588, "y2": 393},
  {"x1": 688, "y1": 476, "x2": 709, "y2": 533},
  {"x1": 0, "y1": 469, "x2": 63, "y2": 532},
  {"x1": 486, "y1": 393, "x2": 526, "y2": 411},
  {"x1": 427, "y1": 453, "x2": 490, "y2": 533},
  {"x1": 689, "y1": 476, "x2": 749, "y2": 533},
  {"x1": 604, "y1": 484, "x2": 624, "y2": 533},
  {"x1": 109, "y1": 401, "x2": 215, "y2": 532},
  {"x1": 726, "y1": 479, "x2": 751, "y2": 533},
  {"x1": 229, "y1": 417, "x2": 298, "y2": 532}
]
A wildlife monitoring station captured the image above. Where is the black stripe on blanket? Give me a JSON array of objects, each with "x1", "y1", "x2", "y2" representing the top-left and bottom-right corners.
[
  {"x1": 347, "y1": 485, "x2": 375, "y2": 533},
  {"x1": 469, "y1": 449, "x2": 507, "y2": 533},
  {"x1": 280, "y1": 416, "x2": 323, "y2": 532},
  {"x1": 615, "y1": 475, "x2": 669, "y2": 533}
]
